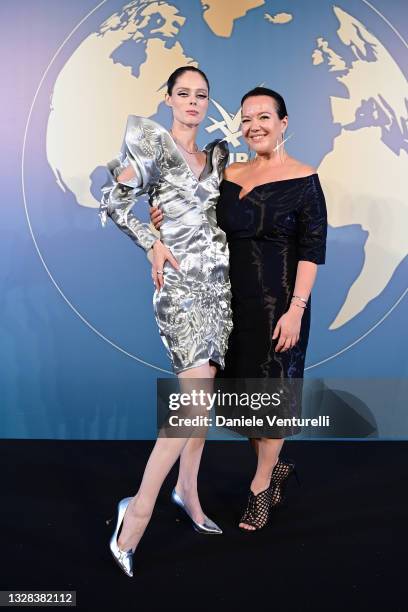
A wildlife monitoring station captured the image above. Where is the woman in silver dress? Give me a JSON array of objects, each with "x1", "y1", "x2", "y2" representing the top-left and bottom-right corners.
[{"x1": 100, "y1": 67, "x2": 232, "y2": 577}]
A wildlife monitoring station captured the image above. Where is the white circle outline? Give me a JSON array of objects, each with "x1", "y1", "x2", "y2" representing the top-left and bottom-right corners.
[{"x1": 21, "y1": 0, "x2": 407, "y2": 374}]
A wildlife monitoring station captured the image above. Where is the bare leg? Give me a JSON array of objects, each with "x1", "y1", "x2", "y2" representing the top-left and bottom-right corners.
[
  {"x1": 249, "y1": 437, "x2": 260, "y2": 456},
  {"x1": 175, "y1": 362, "x2": 216, "y2": 524},
  {"x1": 239, "y1": 438, "x2": 284, "y2": 531},
  {"x1": 117, "y1": 362, "x2": 214, "y2": 552},
  {"x1": 175, "y1": 438, "x2": 206, "y2": 523}
]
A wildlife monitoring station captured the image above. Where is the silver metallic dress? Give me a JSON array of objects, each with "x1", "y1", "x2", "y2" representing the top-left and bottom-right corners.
[{"x1": 100, "y1": 115, "x2": 232, "y2": 373}]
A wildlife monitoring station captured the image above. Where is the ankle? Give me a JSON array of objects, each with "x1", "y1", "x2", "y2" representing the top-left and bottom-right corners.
[
  {"x1": 128, "y1": 495, "x2": 153, "y2": 519},
  {"x1": 250, "y1": 476, "x2": 270, "y2": 495},
  {"x1": 264, "y1": 458, "x2": 279, "y2": 480},
  {"x1": 175, "y1": 482, "x2": 198, "y2": 498}
]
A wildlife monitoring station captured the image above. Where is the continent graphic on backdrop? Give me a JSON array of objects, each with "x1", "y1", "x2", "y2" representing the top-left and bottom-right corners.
[
  {"x1": 42, "y1": 0, "x2": 407, "y2": 369},
  {"x1": 315, "y1": 7, "x2": 408, "y2": 328}
]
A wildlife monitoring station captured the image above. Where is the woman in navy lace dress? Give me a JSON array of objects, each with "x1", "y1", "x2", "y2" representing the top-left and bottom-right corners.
[{"x1": 217, "y1": 87, "x2": 327, "y2": 530}]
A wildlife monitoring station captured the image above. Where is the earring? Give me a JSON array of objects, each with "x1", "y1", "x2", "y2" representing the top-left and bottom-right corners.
[
  {"x1": 279, "y1": 133, "x2": 285, "y2": 164},
  {"x1": 274, "y1": 132, "x2": 293, "y2": 164}
]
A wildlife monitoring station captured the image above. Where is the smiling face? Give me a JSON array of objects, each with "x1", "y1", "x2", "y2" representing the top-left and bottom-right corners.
[
  {"x1": 241, "y1": 95, "x2": 288, "y2": 155},
  {"x1": 165, "y1": 70, "x2": 209, "y2": 128}
]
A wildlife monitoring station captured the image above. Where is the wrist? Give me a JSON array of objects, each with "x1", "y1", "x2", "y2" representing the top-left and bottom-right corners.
[
  {"x1": 291, "y1": 294, "x2": 308, "y2": 306},
  {"x1": 289, "y1": 303, "x2": 305, "y2": 316}
]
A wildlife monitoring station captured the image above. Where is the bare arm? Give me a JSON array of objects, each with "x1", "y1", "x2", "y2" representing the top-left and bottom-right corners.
[
  {"x1": 116, "y1": 164, "x2": 137, "y2": 185},
  {"x1": 272, "y1": 262, "x2": 318, "y2": 351},
  {"x1": 292, "y1": 261, "x2": 317, "y2": 305}
]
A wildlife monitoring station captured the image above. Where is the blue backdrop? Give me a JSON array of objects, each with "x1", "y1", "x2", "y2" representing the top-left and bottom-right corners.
[{"x1": 2, "y1": 0, "x2": 407, "y2": 439}]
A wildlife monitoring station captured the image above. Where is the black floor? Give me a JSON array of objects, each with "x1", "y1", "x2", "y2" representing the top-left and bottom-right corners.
[{"x1": 1, "y1": 440, "x2": 407, "y2": 611}]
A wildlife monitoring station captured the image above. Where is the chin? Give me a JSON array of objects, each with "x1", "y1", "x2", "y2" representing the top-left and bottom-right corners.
[
  {"x1": 184, "y1": 117, "x2": 200, "y2": 127},
  {"x1": 251, "y1": 144, "x2": 269, "y2": 155},
  {"x1": 248, "y1": 138, "x2": 272, "y2": 154}
]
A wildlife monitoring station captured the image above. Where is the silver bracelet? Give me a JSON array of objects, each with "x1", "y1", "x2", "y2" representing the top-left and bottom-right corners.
[
  {"x1": 291, "y1": 302, "x2": 306, "y2": 309},
  {"x1": 292, "y1": 295, "x2": 308, "y2": 304}
]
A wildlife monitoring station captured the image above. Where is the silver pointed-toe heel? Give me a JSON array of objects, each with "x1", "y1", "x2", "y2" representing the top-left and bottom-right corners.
[
  {"x1": 109, "y1": 497, "x2": 134, "y2": 577},
  {"x1": 171, "y1": 489, "x2": 223, "y2": 535}
]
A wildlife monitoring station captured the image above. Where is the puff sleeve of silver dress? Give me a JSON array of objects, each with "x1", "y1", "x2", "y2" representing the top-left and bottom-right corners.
[
  {"x1": 99, "y1": 115, "x2": 233, "y2": 374},
  {"x1": 100, "y1": 115, "x2": 160, "y2": 251}
]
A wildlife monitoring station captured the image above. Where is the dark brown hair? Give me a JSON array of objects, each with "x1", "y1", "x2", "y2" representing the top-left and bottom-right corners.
[
  {"x1": 241, "y1": 86, "x2": 288, "y2": 119},
  {"x1": 167, "y1": 66, "x2": 210, "y2": 96}
]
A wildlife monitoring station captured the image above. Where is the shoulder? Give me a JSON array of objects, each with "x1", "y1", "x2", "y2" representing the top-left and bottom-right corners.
[
  {"x1": 223, "y1": 161, "x2": 248, "y2": 181},
  {"x1": 204, "y1": 138, "x2": 229, "y2": 157},
  {"x1": 124, "y1": 116, "x2": 167, "y2": 161},
  {"x1": 125, "y1": 115, "x2": 166, "y2": 140},
  {"x1": 287, "y1": 158, "x2": 317, "y2": 179},
  {"x1": 126, "y1": 115, "x2": 162, "y2": 131},
  {"x1": 204, "y1": 139, "x2": 230, "y2": 172}
]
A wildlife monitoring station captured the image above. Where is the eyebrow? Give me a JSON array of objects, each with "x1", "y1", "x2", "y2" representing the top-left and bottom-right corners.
[
  {"x1": 175, "y1": 87, "x2": 208, "y2": 93},
  {"x1": 241, "y1": 111, "x2": 272, "y2": 118}
]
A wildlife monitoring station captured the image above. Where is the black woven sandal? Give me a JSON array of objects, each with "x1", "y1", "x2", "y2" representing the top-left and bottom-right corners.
[
  {"x1": 270, "y1": 459, "x2": 300, "y2": 507},
  {"x1": 239, "y1": 484, "x2": 274, "y2": 531}
]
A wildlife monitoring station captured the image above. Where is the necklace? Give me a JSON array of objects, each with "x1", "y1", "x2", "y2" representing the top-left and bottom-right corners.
[{"x1": 170, "y1": 130, "x2": 198, "y2": 155}]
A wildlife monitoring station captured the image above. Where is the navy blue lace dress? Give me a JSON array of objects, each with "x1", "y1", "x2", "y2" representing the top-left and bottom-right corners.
[{"x1": 216, "y1": 174, "x2": 327, "y2": 437}]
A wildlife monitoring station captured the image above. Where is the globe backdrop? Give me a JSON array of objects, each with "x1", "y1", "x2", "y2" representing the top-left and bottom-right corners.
[{"x1": 6, "y1": 0, "x2": 408, "y2": 438}]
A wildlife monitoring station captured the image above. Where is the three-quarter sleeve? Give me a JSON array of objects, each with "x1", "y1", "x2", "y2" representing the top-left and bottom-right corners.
[
  {"x1": 296, "y1": 174, "x2": 327, "y2": 264},
  {"x1": 99, "y1": 115, "x2": 161, "y2": 252}
]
